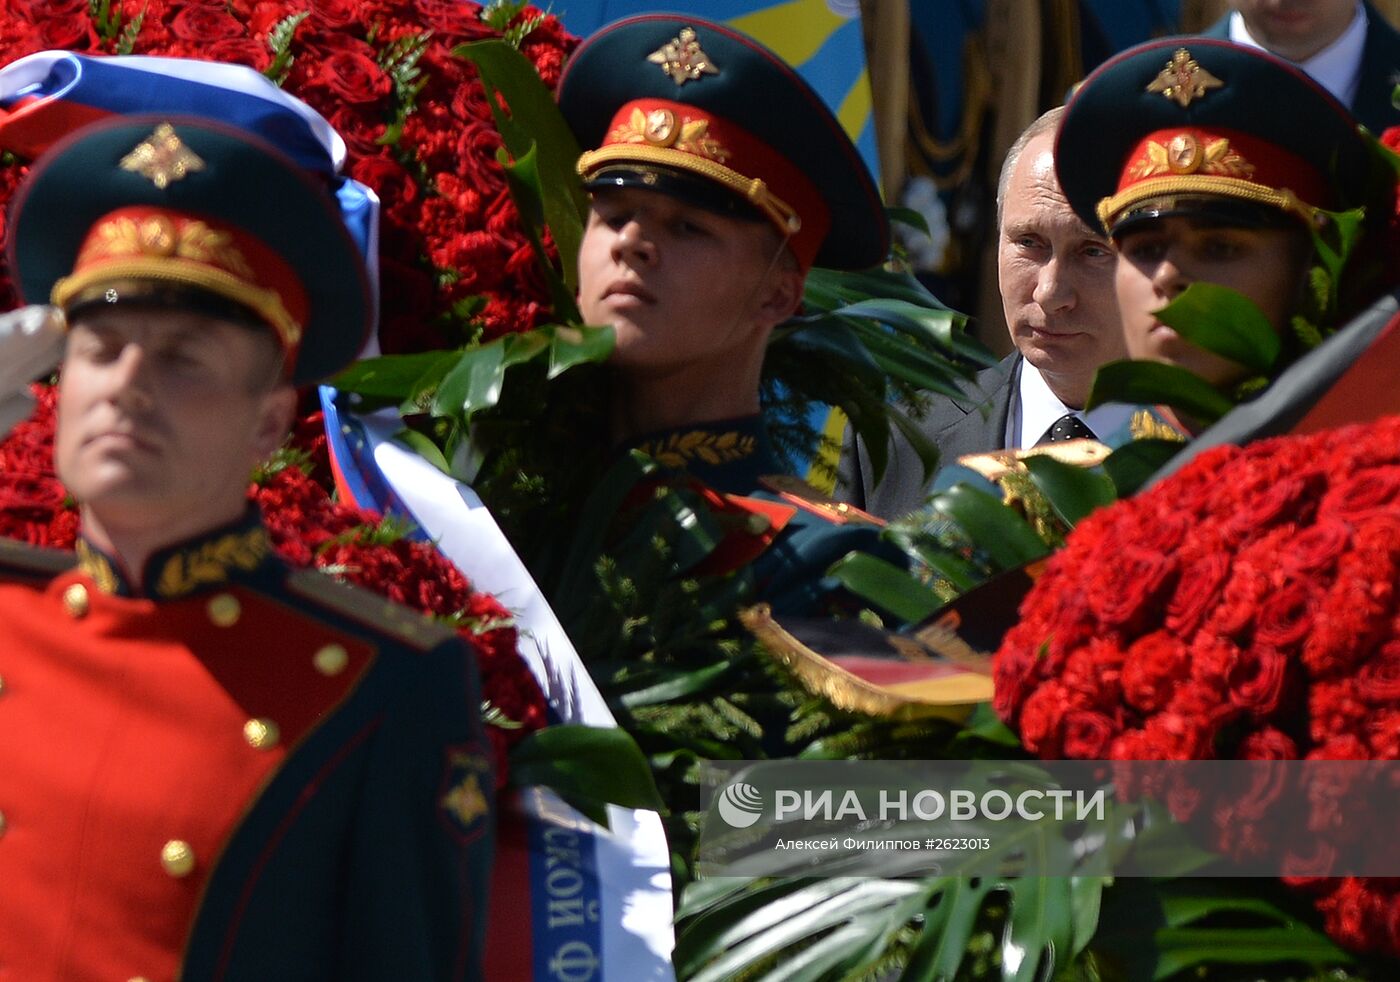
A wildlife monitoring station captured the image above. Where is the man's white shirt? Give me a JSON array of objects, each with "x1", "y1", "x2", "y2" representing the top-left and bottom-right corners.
[
  {"x1": 1229, "y1": 2, "x2": 1367, "y2": 108},
  {"x1": 1007, "y1": 360, "x2": 1135, "y2": 449}
]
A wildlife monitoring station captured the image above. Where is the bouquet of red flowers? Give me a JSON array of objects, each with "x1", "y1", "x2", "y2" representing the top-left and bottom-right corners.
[{"x1": 994, "y1": 414, "x2": 1400, "y2": 956}]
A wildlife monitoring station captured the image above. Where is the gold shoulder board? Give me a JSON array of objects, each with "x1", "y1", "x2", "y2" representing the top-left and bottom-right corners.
[{"x1": 285, "y1": 567, "x2": 457, "y2": 652}]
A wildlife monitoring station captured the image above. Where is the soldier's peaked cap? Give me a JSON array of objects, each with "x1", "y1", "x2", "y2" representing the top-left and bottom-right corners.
[
  {"x1": 1058, "y1": 37, "x2": 1372, "y2": 237},
  {"x1": 558, "y1": 13, "x2": 889, "y2": 271},
  {"x1": 9, "y1": 113, "x2": 372, "y2": 385}
]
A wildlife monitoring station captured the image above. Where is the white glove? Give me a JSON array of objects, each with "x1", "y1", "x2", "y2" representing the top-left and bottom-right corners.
[{"x1": 0, "y1": 305, "x2": 64, "y2": 437}]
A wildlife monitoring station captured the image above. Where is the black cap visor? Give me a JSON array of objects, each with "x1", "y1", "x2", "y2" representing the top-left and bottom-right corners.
[
  {"x1": 583, "y1": 164, "x2": 768, "y2": 225},
  {"x1": 1109, "y1": 194, "x2": 1307, "y2": 239}
]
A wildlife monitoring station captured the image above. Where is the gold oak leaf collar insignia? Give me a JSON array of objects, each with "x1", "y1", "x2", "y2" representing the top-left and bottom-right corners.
[
  {"x1": 119, "y1": 123, "x2": 205, "y2": 189},
  {"x1": 1146, "y1": 48, "x2": 1223, "y2": 107},
  {"x1": 647, "y1": 26, "x2": 720, "y2": 85}
]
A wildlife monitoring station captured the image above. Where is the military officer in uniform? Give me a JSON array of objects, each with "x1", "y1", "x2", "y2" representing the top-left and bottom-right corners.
[
  {"x1": 557, "y1": 15, "x2": 900, "y2": 616},
  {"x1": 0, "y1": 113, "x2": 491, "y2": 980},
  {"x1": 1057, "y1": 38, "x2": 1391, "y2": 420}
]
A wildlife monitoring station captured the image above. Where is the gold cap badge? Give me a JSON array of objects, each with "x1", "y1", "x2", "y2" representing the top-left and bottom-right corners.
[
  {"x1": 1146, "y1": 48, "x2": 1223, "y2": 108},
  {"x1": 119, "y1": 123, "x2": 205, "y2": 190},
  {"x1": 647, "y1": 27, "x2": 720, "y2": 85}
]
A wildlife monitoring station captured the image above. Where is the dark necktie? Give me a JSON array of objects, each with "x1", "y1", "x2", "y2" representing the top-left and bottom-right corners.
[{"x1": 1038, "y1": 413, "x2": 1096, "y2": 445}]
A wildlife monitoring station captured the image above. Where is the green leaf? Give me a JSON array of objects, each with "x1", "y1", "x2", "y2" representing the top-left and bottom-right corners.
[
  {"x1": 508, "y1": 724, "x2": 666, "y2": 817},
  {"x1": 887, "y1": 205, "x2": 931, "y2": 236},
  {"x1": 332, "y1": 351, "x2": 457, "y2": 401},
  {"x1": 393, "y1": 428, "x2": 451, "y2": 475},
  {"x1": 496, "y1": 143, "x2": 581, "y2": 322},
  {"x1": 547, "y1": 323, "x2": 614, "y2": 378},
  {"x1": 619, "y1": 663, "x2": 734, "y2": 708},
  {"x1": 1151, "y1": 926, "x2": 1351, "y2": 980},
  {"x1": 1310, "y1": 205, "x2": 1366, "y2": 294},
  {"x1": 827, "y1": 552, "x2": 943, "y2": 624},
  {"x1": 902, "y1": 876, "x2": 997, "y2": 979},
  {"x1": 1087, "y1": 360, "x2": 1236, "y2": 425},
  {"x1": 1022, "y1": 454, "x2": 1116, "y2": 528},
  {"x1": 263, "y1": 11, "x2": 309, "y2": 84},
  {"x1": 932, "y1": 484, "x2": 1051, "y2": 569},
  {"x1": 454, "y1": 39, "x2": 587, "y2": 290},
  {"x1": 1152, "y1": 282, "x2": 1280, "y2": 374},
  {"x1": 1103, "y1": 438, "x2": 1184, "y2": 497},
  {"x1": 679, "y1": 878, "x2": 925, "y2": 982},
  {"x1": 434, "y1": 339, "x2": 507, "y2": 418}
]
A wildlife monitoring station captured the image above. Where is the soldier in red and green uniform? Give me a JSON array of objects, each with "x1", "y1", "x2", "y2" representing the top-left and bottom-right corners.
[
  {"x1": 559, "y1": 15, "x2": 901, "y2": 617},
  {"x1": 0, "y1": 113, "x2": 492, "y2": 981}
]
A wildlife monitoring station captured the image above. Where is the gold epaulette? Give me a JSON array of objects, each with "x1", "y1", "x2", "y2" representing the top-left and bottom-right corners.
[
  {"x1": 285, "y1": 567, "x2": 457, "y2": 652},
  {"x1": 0, "y1": 537, "x2": 76, "y2": 580}
]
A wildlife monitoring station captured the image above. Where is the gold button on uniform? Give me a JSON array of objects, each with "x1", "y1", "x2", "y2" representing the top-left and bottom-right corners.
[
  {"x1": 313, "y1": 643, "x2": 348, "y2": 676},
  {"x1": 243, "y1": 717, "x2": 280, "y2": 751},
  {"x1": 207, "y1": 593, "x2": 241, "y2": 627},
  {"x1": 62, "y1": 583, "x2": 89, "y2": 618},
  {"x1": 161, "y1": 839, "x2": 195, "y2": 878}
]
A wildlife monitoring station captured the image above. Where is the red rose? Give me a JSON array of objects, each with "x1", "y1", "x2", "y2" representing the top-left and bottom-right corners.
[
  {"x1": 170, "y1": 6, "x2": 245, "y2": 41},
  {"x1": 1061, "y1": 710, "x2": 1116, "y2": 758},
  {"x1": 1120, "y1": 631, "x2": 1188, "y2": 714},
  {"x1": 1087, "y1": 546, "x2": 1176, "y2": 632},
  {"x1": 1164, "y1": 551, "x2": 1229, "y2": 636},
  {"x1": 1357, "y1": 644, "x2": 1400, "y2": 704},
  {"x1": 1282, "y1": 518, "x2": 1351, "y2": 574},
  {"x1": 1228, "y1": 645, "x2": 1289, "y2": 717},
  {"x1": 206, "y1": 37, "x2": 272, "y2": 72},
  {"x1": 317, "y1": 50, "x2": 391, "y2": 104},
  {"x1": 1253, "y1": 577, "x2": 1319, "y2": 649},
  {"x1": 1321, "y1": 466, "x2": 1400, "y2": 520},
  {"x1": 1018, "y1": 680, "x2": 1072, "y2": 757}
]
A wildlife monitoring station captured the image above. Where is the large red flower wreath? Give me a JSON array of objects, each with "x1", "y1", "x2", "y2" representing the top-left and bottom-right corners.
[{"x1": 994, "y1": 415, "x2": 1400, "y2": 956}]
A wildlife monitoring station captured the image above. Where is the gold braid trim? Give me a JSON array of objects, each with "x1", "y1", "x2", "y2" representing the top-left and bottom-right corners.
[
  {"x1": 1098, "y1": 175, "x2": 1317, "y2": 231},
  {"x1": 577, "y1": 144, "x2": 802, "y2": 235},
  {"x1": 53, "y1": 259, "x2": 303, "y2": 349}
]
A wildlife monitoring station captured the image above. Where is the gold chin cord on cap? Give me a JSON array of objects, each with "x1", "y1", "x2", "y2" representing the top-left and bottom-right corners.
[
  {"x1": 1097, "y1": 177, "x2": 1319, "y2": 231},
  {"x1": 577, "y1": 145, "x2": 802, "y2": 236}
]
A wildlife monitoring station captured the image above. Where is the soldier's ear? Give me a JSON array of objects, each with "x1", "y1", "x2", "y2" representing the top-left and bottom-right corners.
[
  {"x1": 755, "y1": 262, "x2": 805, "y2": 330},
  {"x1": 250, "y1": 384, "x2": 297, "y2": 461}
]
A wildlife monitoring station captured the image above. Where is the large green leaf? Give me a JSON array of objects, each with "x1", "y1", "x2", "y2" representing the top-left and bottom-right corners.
[
  {"x1": 1022, "y1": 454, "x2": 1116, "y2": 528},
  {"x1": 547, "y1": 323, "x2": 614, "y2": 376},
  {"x1": 1103, "y1": 438, "x2": 1184, "y2": 497},
  {"x1": 1150, "y1": 926, "x2": 1351, "y2": 980},
  {"x1": 932, "y1": 484, "x2": 1051, "y2": 569},
  {"x1": 496, "y1": 143, "x2": 581, "y2": 322},
  {"x1": 453, "y1": 38, "x2": 586, "y2": 289},
  {"x1": 827, "y1": 551, "x2": 945, "y2": 624},
  {"x1": 508, "y1": 724, "x2": 666, "y2": 822},
  {"x1": 1087, "y1": 360, "x2": 1235, "y2": 424},
  {"x1": 332, "y1": 350, "x2": 459, "y2": 401},
  {"x1": 1152, "y1": 282, "x2": 1280, "y2": 375}
]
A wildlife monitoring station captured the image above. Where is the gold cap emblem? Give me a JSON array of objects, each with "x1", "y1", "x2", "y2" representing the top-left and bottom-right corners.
[
  {"x1": 647, "y1": 27, "x2": 720, "y2": 85},
  {"x1": 1146, "y1": 48, "x2": 1223, "y2": 108},
  {"x1": 119, "y1": 123, "x2": 205, "y2": 190}
]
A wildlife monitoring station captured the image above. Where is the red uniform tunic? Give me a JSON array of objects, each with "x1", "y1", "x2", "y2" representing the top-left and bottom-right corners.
[{"x1": 0, "y1": 516, "x2": 493, "y2": 981}]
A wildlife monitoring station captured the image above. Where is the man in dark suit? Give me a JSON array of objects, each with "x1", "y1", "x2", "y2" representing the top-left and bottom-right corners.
[
  {"x1": 1203, "y1": 0, "x2": 1400, "y2": 133},
  {"x1": 843, "y1": 106, "x2": 1131, "y2": 518}
]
